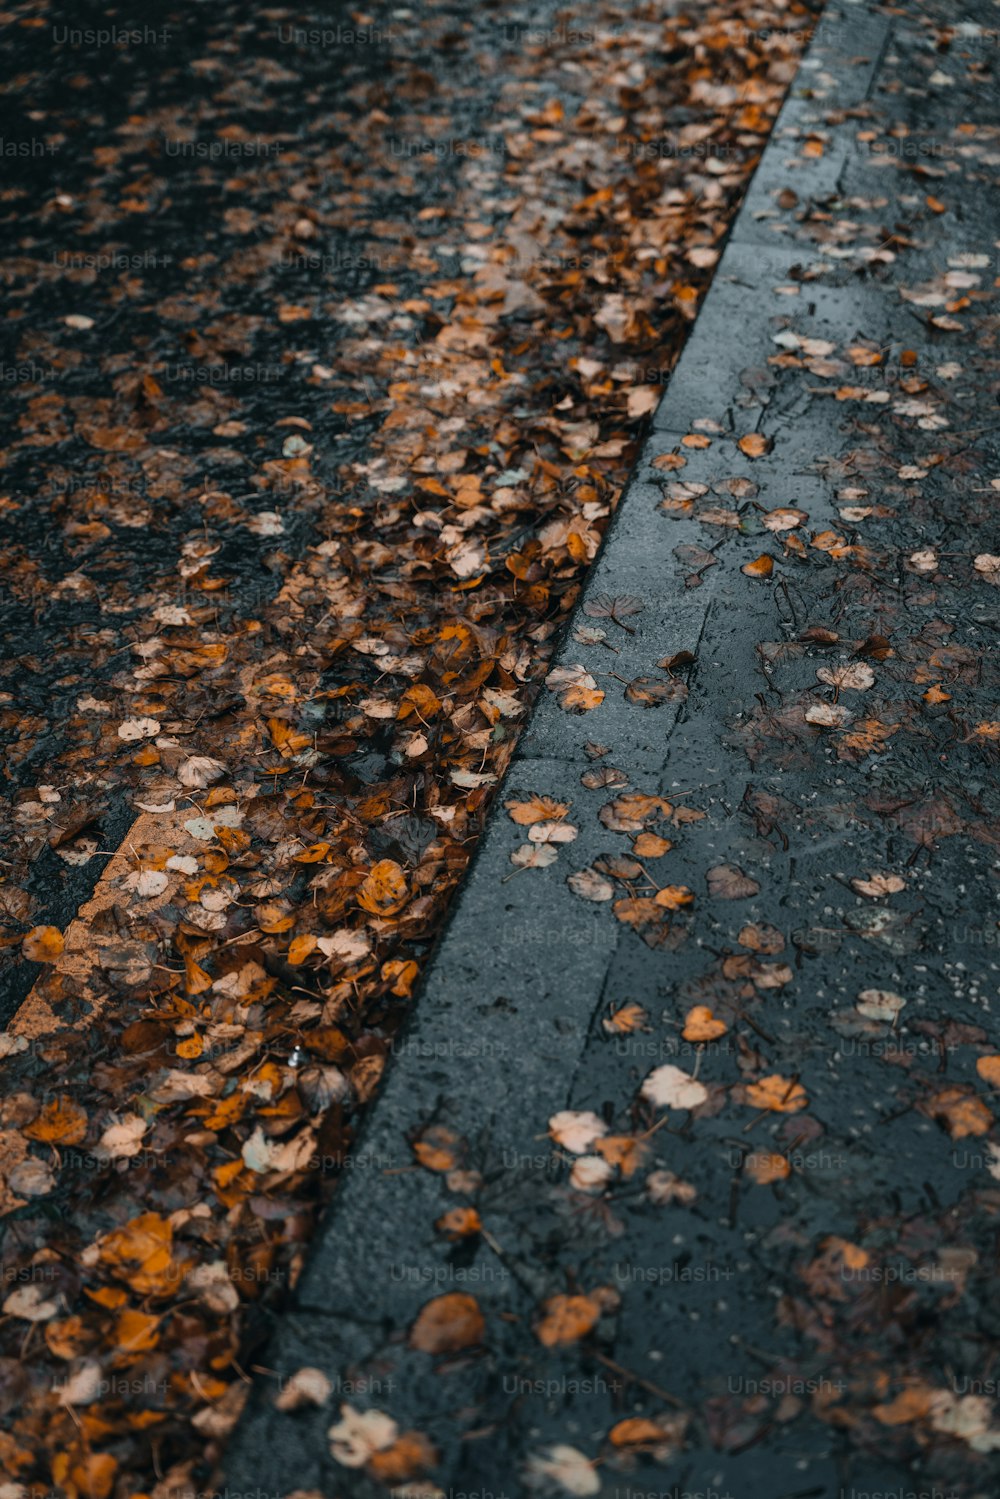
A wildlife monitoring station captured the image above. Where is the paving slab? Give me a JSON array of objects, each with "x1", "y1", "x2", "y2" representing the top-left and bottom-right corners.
[{"x1": 222, "y1": 2, "x2": 1000, "y2": 1496}]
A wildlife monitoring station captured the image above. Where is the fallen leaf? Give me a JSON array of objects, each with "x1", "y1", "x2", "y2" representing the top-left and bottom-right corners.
[
  {"x1": 640, "y1": 1064, "x2": 708, "y2": 1111},
  {"x1": 409, "y1": 1292, "x2": 484, "y2": 1353},
  {"x1": 816, "y1": 663, "x2": 875, "y2": 690},
  {"x1": 742, "y1": 1074, "x2": 808, "y2": 1113},
  {"x1": 567, "y1": 867, "x2": 614, "y2": 902},
  {"x1": 682, "y1": 1005, "x2": 727, "y2": 1041},
  {"x1": 526, "y1": 1444, "x2": 600, "y2": 1496},
  {"x1": 328, "y1": 1405, "x2": 399, "y2": 1469},
  {"x1": 706, "y1": 864, "x2": 760, "y2": 899},
  {"x1": 548, "y1": 1110, "x2": 607, "y2": 1153},
  {"x1": 22, "y1": 925, "x2": 65, "y2": 962},
  {"x1": 744, "y1": 1151, "x2": 790, "y2": 1184},
  {"x1": 856, "y1": 989, "x2": 906, "y2": 1022},
  {"x1": 535, "y1": 1293, "x2": 601, "y2": 1347},
  {"x1": 510, "y1": 842, "x2": 559, "y2": 871},
  {"x1": 506, "y1": 794, "x2": 570, "y2": 825}
]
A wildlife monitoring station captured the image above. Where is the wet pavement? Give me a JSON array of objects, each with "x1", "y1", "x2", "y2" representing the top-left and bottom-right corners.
[
  {"x1": 0, "y1": 1, "x2": 816, "y2": 1495},
  {"x1": 220, "y1": 3, "x2": 1000, "y2": 1497}
]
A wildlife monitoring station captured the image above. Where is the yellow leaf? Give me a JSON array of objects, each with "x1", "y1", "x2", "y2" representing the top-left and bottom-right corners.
[
  {"x1": 115, "y1": 1308, "x2": 160, "y2": 1355},
  {"x1": 381, "y1": 958, "x2": 419, "y2": 997},
  {"x1": 357, "y1": 859, "x2": 409, "y2": 916},
  {"x1": 25, "y1": 1096, "x2": 88, "y2": 1145},
  {"x1": 22, "y1": 925, "x2": 64, "y2": 962},
  {"x1": 287, "y1": 933, "x2": 318, "y2": 965}
]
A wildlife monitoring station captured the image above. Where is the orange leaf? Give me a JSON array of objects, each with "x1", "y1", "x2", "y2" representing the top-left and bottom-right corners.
[
  {"x1": 412, "y1": 1125, "x2": 460, "y2": 1173},
  {"x1": 115, "y1": 1308, "x2": 160, "y2": 1355},
  {"x1": 368, "y1": 1431, "x2": 439, "y2": 1483},
  {"x1": 741, "y1": 553, "x2": 774, "y2": 578},
  {"x1": 294, "y1": 842, "x2": 331, "y2": 863},
  {"x1": 183, "y1": 955, "x2": 212, "y2": 995},
  {"x1": 287, "y1": 934, "x2": 318, "y2": 965},
  {"x1": 926, "y1": 1088, "x2": 993, "y2": 1139},
  {"x1": 434, "y1": 1208, "x2": 482, "y2": 1240},
  {"x1": 593, "y1": 1134, "x2": 650, "y2": 1178},
  {"x1": 409, "y1": 1292, "x2": 484, "y2": 1353},
  {"x1": 874, "y1": 1386, "x2": 934, "y2": 1426},
  {"x1": 398, "y1": 683, "x2": 442, "y2": 721},
  {"x1": 535, "y1": 1292, "x2": 601, "y2": 1348},
  {"x1": 381, "y1": 958, "x2": 419, "y2": 997},
  {"x1": 357, "y1": 859, "x2": 409, "y2": 916},
  {"x1": 737, "y1": 433, "x2": 770, "y2": 458},
  {"x1": 69, "y1": 1453, "x2": 117, "y2": 1499},
  {"x1": 654, "y1": 884, "x2": 694, "y2": 910},
  {"x1": 744, "y1": 1151, "x2": 790, "y2": 1184},
  {"x1": 602, "y1": 1001, "x2": 649, "y2": 1035},
  {"x1": 742, "y1": 1074, "x2": 808, "y2": 1113},
  {"x1": 682, "y1": 1005, "x2": 727, "y2": 1042},
  {"x1": 22, "y1": 925, "x2": 64, "y2": 962},
  {"x1": 977, "y1": 1056, "x2": 1000, "y2": 1088},
  {"x1": 633, "y1": 832, "x2": 671, "y2": 857},
  {"x1": 609, "y1": 1416, "x2": 676, "y2": 1448},
  {"x1": 25, "y1": 1096, "x2": 88, "y2": 1145},
  {"x1": 505, "y1": 795, "x2": 570, "y2": 826}
]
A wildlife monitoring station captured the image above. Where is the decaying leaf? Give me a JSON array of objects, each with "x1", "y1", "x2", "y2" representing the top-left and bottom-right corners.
[
  {"x1": 706, "y1": 863, "x2": 760, "y2": 899},
  {"x1": 409, "y1": 1292, "x2": 484, "y2": 1353}
]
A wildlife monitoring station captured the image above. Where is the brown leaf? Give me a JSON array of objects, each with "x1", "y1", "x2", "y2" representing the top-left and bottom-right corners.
[
  {"x1": 706, "y1": 864, "x2": 760, "y2": 899},
  {"x1": 409, "y1": 1293, "x2": 484, "y2": 1353},
  {"x1": 535, "y1": 1293, "x2": 601, "y2": 1348}
]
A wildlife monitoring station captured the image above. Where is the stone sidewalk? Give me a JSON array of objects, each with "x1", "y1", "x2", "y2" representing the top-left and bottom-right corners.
[{"x1": 223, "y1": 3, "x2": 1000, "y2": 1496}]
